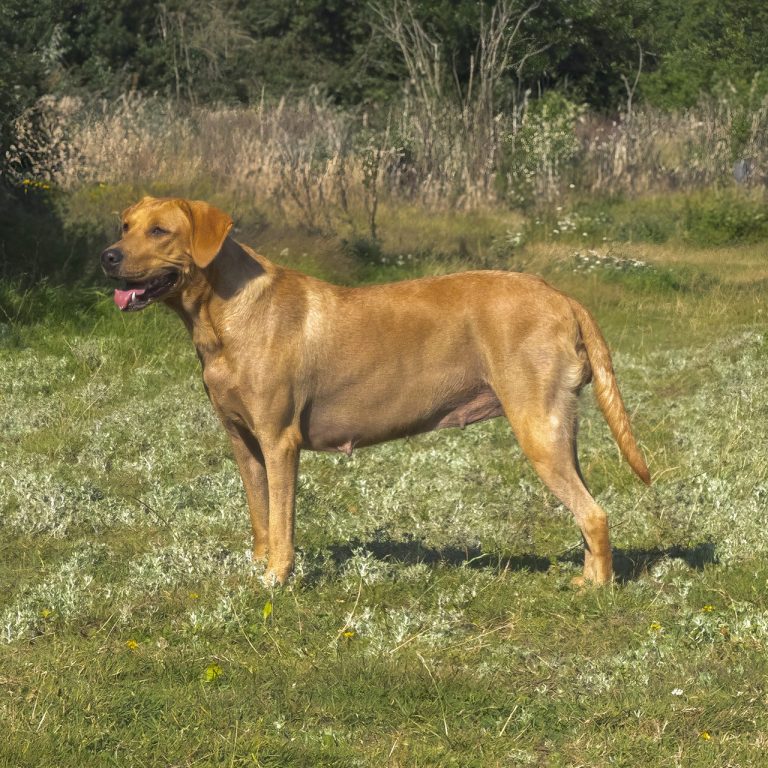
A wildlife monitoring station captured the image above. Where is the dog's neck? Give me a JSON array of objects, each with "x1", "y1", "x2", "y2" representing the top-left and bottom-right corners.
[
  {"x1": 208, "y1": 238, "x2": 267, "y2": 299},
  {"x1": 167, "y1": 237, "x2": 270, "y2": 361}
]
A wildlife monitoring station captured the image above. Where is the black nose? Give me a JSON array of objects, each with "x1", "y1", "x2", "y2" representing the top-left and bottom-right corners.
[{"x1": 101, "y1": 248, "x2": 124, "y2": 273}]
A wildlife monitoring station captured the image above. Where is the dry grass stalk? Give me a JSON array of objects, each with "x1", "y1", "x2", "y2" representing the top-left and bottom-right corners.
[{"x1": 5, "y1": 88, "x2": 767, "y2": 230}]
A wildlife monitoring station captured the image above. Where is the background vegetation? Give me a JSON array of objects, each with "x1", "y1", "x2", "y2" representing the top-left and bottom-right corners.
[
  {"x1": 3, "y1": 0, "x2": 768, "y2": 283},
  {"x1": 1, "y1": 1, "x2": 768, "y2": 766}
]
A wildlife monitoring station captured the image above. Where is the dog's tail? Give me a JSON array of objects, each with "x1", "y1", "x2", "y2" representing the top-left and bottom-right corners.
[{"x1": 569, "y1": 298, "x2": 651, "y2": 485}]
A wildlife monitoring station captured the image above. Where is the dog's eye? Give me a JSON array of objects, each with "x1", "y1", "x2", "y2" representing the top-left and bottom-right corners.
[
  {"x1": 150, "y1": 226, "x2": 169, "y2": 237},
  {"x1": 122, "y1": 222, "x2": 129, "y2": 233}
]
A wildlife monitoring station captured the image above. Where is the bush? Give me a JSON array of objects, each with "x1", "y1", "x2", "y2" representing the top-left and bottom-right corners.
[
  {"x1": 497, "y1": 93, "x2": 585, "y2": 207},
  {"x1": 683, "y1": 191, "x2": 768, "y2": 246},
  {"x1": 0, "y1": 185, "x2": 107, "y2": 283}
]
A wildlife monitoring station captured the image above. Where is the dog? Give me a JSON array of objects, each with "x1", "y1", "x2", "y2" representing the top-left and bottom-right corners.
[{"x1": 101, "y1": 196, "x2": 650, "y2": 586}]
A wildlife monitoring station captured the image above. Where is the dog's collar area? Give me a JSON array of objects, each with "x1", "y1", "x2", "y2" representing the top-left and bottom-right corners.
[{"x1": 113, "y1": 270, "x2": 180, "y2": 311}]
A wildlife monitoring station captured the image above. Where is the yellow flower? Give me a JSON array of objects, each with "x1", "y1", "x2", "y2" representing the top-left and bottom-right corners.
[
  {"x1": 204, "y1": 664, "x2": 223, "y2": 682},
  {"x1": 342, "y1": 630, "x2": 356, "y2": 639},
  {"x1": 126, "y1": 639, "x2": 139, "y2": 650},
  {"x1": 702, "y1": 605, "x2": 714, "y2": 612},
  {"x1": 189, "y1": 592, "x2": 200, "y2": 599},
  {"x1": 39, "y1": 608, "x2": 52, "y2": 619},
  {"x1": 649, "y1": 621, "x2": 662, "y2": 632},
  {"x1": 700, "y1": 730, "x2": 712, "y2": 740}
]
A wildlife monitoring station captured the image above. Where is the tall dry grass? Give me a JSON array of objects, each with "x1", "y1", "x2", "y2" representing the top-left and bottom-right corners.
[
  {"x1": 577, "y1": 98, "x2": 768, "y2": 195},
  {"x1": 5, "y1": 88, "x2": 768, "y2": 234}
]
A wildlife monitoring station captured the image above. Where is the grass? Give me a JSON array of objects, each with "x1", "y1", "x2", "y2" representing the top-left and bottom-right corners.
[
  {"x1": 2, "y1": 200, "x2": 768, "y2": 766},
  {"x1": 526, "y1": 190, "x2": 768, "y2": 248}
]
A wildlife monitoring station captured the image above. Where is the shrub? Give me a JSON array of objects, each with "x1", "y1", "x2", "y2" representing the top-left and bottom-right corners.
[{"x1": 682, "y1": 191, "x2": 768, "y2": 246}]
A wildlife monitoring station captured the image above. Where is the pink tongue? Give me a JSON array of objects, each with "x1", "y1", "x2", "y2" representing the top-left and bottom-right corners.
[{"x1": 114, "y1": 287, "x2": 146, "y2": 310}]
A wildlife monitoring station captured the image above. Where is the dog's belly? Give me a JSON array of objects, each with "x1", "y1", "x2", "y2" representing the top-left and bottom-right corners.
[
  {"x1": 302, "y1": 384, "x2": 503, "y2": 454},
  {"x1": 433, "y1": 387, "x2": 504, "y2": 429}
]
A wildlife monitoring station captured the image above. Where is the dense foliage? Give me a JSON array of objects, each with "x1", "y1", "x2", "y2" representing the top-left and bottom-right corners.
[
  {"x1": 2, "y1": 0, "x2": 767, "y2": 117},
  {"x1": 1, "y1": 0, "x2": 767, "y2": 281}
]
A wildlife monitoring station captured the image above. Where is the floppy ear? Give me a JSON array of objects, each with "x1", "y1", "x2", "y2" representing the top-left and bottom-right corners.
[{"x1": 184, "y1": 200, "x2": 233, "y2": 268}]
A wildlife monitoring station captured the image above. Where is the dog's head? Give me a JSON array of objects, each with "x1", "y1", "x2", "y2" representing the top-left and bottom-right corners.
[{"x1": 101, "y1": 196, "x2": 232, "y2": 311}]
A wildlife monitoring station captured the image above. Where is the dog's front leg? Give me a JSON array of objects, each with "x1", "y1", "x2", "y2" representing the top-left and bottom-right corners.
[
  {"x1": 261, "y1": 431, "x2": 301, "y2": 585},
  {"x1": 226, "y1": 425, "x2": 270, "y2": 562}
]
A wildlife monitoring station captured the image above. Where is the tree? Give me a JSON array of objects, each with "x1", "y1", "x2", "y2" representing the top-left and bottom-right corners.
[
  {"x1": 639, "y1": 0, "x2": 768, "y2": 107},
  {"x1": 0, "y1": 0, "x2": 59, "y2": 175}
]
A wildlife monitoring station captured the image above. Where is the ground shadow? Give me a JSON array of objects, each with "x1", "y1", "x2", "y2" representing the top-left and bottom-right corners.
[
  {"x1": 0, "y1": 186, "x2": 108, "y2": 288},
  {"x1": 329, "y1": 534, "x2": 552, "y2": 574},
  {"x1": 610, "y1": 541, "x2": 718, "y2": 582},
  {"x1": 327, "y1": 531, "x2": 718, "y2": 582}
]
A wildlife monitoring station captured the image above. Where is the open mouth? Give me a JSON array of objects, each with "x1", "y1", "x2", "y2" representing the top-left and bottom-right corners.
[{"x1": 113, "y1": 270, "x2": 180, "y2": 311}]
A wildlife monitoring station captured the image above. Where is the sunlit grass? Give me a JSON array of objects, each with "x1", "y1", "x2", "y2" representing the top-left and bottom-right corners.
[{"x1": 1, "y1": 207, "x2": 768, "y2": 765}]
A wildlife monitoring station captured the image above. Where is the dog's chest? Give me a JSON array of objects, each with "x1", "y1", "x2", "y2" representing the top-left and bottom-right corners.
[{"x1": 201, "y1": 355, "x2": 250, "y2": 424}]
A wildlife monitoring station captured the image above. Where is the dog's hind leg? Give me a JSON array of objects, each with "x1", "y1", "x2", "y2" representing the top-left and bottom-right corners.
[{"x1": 495, "y1": 376, "x2": 613, "y2": 585}]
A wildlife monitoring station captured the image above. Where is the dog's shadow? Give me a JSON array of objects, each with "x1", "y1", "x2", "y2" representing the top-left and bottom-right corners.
[
  {"x1": 327, "y1": 532, "x2": 717, "y2": 583},
  {"x1": 610, "y1": 542, "x2": 717, "y2": 581}
]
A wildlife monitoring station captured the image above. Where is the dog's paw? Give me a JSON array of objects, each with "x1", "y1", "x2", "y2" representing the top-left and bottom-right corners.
[
  {"x1": 571, "y1": 574, "x2": 612, "y2": 589},
  {"x1": 251, "y1": 549, "x2": 268, "y2": 564},
  {"x1": 261, "y1": 570, "x2": 281, "y2": 588},
  {"x1": 570, "y1": 575, "x2": 595, "y2": 590},
  {"x1": 262, "y1": 561, "x2": 294, "y2": 587}
]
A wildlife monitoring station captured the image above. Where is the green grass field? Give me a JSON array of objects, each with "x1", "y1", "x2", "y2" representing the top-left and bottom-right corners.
[{"x1": 1, "y1": 211, "x2": 768, "y2": 766}]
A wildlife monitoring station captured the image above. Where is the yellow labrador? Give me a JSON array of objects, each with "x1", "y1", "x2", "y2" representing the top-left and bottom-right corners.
[{"x1": 101, "y1": 196, "x2": 650, "y2": 585}]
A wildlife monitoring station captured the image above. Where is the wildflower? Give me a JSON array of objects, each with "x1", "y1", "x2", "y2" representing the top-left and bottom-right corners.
[
  {"x1": 700, "y1": 730, "x2": 712, "y2": 740},
  {"x1": 702, "y1": 605, "x2": 714, "y2": 612},
  {"x1": 342, "y1": 630, "x2": 356, "y2": 639},
  {"x1": 189, "y1": 592, "x2": 200, "y2": 599},
  {"x1": 262, "y1": 600, "x2": 273, "y2": 621},
  {"x1": 39, "y1": 608, "x2": 52, "y2": 619},
  {"x1": 649, "y1": 621, "x2": 662, "y2": 632},
  {"x1": 203, "y1": 664, "x2": 223, "y2": 682},
  {"x1": 671, "y1": 688, "x2": 683, "y2": 696},
  {"x1": 126, "y1": 639, "x2": 139, "y2": 650}
]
